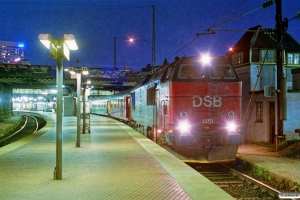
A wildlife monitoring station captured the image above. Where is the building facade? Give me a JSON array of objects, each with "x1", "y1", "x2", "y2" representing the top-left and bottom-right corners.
[
  {"x1": 227, "y1": 25, "x2": 300, "y2": 143},
  {"x1": 0, "y1": 40, "x2": 29, "y2": 64}
]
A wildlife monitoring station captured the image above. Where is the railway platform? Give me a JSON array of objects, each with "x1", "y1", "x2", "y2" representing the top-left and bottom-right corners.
[
  {"x1": 0, "y1": 113, "x2": 233, "y2": 200},
  {"x1": 237, "y1": 143, "x2": 300, "y2": 191}
]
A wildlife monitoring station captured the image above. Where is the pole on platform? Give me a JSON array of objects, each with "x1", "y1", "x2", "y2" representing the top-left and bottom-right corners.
[
  {"x1": 82, "y1": 87, "x2": 86, "y2": 134},
  {"x1": 55, "y1": 40, "x2": 63, "y2": 180},
  {"x1": 39, "y1": 33, "x2": 78, "y2": 180},
  {"x1": 76, "y1": 73, "x2": 81, "y2": 147}
]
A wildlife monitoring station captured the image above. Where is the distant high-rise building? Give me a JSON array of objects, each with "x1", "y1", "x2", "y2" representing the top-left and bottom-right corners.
[{"x1": 0, "y1": 40, "x2": 29, "y2": 65}]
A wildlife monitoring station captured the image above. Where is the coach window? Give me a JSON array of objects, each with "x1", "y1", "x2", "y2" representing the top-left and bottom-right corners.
[
  {"x1": 255, "y1": 102, "x2": 263, "y2": 122},
  {"x1": 131, "y1": 92, "x2": 135, "y2": 110},
  {"x1": 147, "y1": 86, "x2": 155, "y2": 105}
]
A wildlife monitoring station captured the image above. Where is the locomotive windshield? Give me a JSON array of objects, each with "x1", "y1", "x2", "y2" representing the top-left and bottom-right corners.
[
  {"x1": 178, "y1": 64, "x2": 205, "y2": 78},
  {"x1": 177, "y1": 63, "x2": 236, "y2": 81},
  {"x1": 209, "y1": 65, "x2": 235, "y2": 79}
]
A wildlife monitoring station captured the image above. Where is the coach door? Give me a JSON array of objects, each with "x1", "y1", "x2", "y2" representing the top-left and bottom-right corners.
[{"x1": 125, "y1": 96, "x2": 130, "y2": 119}]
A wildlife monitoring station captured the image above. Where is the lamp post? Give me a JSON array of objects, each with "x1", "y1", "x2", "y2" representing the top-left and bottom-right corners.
[
  {"x1": 68, "y1": 67, "x2": 89, "y2": 147},
  {"x1": 39, "y1": 34, "x2": 78, "y2": 180}
]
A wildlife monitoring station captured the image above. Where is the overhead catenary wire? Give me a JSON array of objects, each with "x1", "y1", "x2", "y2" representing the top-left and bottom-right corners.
[
  {"x1": 208, "y1": 0, "x2": 247, "y2": 30},
  {"x1": 209, "y1": 6, "x2": 263, "y2": 30},
  {"x1": 166, "y1": 0, "x2": 262, "y2": 62}
]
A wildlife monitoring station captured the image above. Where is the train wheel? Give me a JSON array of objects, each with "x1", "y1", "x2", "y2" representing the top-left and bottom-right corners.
[{"x1": 147, "y1": 130, "x2": 154, "y2": 140}]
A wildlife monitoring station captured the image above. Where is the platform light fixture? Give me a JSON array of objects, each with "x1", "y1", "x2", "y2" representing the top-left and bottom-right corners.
[
  {"x1": 38, "y1": 33, "x2": 78, "y2": 181},
  {"x1": 68, "y1": 67, "x2": 76, "y2": 75},
  {"x1": 67, "y1": 67, "x2": 89, "y2": 148},
  {"x1": 82, "y1": 67, "x2": 89, "y2": 75},
  {"x1": 64, "y1": 34, "x2": 78, "y2": 50}
]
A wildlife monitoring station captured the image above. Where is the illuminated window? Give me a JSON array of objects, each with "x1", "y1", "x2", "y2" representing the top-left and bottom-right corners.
[
  {"x1": 131, "y1": 92, "x2": 135, "y2": 110},
  {"x1": 256, "y1": 102, "x2": 263, "y2": 122},
  {"x1": 287, "y1": 53, "x2": 300, "y2": 65},
  {"x1": 232, "y1": 52, "x2": 244, "y2": 66},
  {"x1": 261, "y1": 50, "x2": 275, "y2": 63}
]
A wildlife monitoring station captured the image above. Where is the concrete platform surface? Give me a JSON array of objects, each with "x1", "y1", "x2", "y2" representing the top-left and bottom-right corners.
[
  {"x1": 0, "y1": 113, "x2": 233, "y2": 200},
  {"x1": 237, "y1": 143, "x2": 300, "y2": 190}
]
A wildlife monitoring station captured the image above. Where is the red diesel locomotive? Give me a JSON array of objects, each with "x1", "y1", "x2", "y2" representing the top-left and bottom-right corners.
[{"x1": 90, "y1": 55, "x2": 243, "y2": 162}]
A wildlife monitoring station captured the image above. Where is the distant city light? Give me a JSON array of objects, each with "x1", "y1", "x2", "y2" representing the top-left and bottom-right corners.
[
  {"x1": 14, "y1": 57, "x2": 21, "y2": 63},
  {"x1": 18, "y1": 44, "x2": 24, "y2": 48}
]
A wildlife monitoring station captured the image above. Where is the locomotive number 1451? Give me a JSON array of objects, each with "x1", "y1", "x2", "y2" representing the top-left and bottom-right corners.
[{"x1": 202, "y1": 119, "x2": 213, "y2": 124}]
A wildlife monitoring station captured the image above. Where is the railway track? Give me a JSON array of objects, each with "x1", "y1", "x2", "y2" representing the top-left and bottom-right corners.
[
  {"x1": 189, "y1": 163, "x2": 280, "y2": 199},
  {"x1": 0, "y1": 112, "x2": 46, "y2": 147}
]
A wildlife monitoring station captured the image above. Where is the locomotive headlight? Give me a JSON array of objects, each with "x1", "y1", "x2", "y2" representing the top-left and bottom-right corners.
[
  {"x1": 226, "y1": 122, "x2": 237, "y2": 132},
  {"x1": 178, "y1": 121, "x2": 191, "y2": 133},
  {"x1": 200, "y1": 54, "x2": 211, "y2": 64}
]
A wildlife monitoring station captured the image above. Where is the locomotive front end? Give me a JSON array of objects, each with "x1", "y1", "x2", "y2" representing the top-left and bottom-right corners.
[{"x1": 164, "y1": 56, "x2": 243, "y2": 162}]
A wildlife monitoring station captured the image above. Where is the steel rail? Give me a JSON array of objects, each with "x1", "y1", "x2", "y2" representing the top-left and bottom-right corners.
[
  {"x1": 222, "y1": 163, "x2": 281, "y2": 198},
  {"x1": 0, "y1": 115, "x2": 28, "y2": 143}
]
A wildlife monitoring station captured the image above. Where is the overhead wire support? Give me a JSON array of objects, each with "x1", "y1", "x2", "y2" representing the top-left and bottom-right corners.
[
  {"x1": 167, "y1": 37, "x2": 198, "y2": 60},
  {"x1": 288, "y1": 12, "x2": 300, "y2": 22},
  {"x1": 152, "y1": 5, "x2": 156, "y2": 74},
  {"x1": 196, "y1": 31, "x2": 216, "y2": 37},
  {"x1": 262, "y1": 0, "x2": 276, "y2": 9}
]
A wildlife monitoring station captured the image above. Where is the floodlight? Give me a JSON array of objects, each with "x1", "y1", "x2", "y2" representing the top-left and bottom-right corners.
[
  {"x1": 38, "y1": 34, "x2": 54, "y2": 49},
  {"x1": 64, "y1": 34, "x2": 78, "y2": 50},
  {"x1": 82, "y1": 67, "x2": 89, "y2": 75},
  {"x1": 68, "y1": 67, "x2": 76, "y2": 75}
]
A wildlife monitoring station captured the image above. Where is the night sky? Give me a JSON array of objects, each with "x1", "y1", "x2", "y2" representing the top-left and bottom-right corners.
[{"x1": 0, "y1": 0, "x2": 299, "y2": 71}]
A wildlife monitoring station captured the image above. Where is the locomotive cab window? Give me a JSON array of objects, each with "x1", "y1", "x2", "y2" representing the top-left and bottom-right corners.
[
  {"x1": 178, "y1": 64, "x2": 205, "y2": 78},
  {"x1": 209, "y1": 65, "x2": 235, "y2": 79}
]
